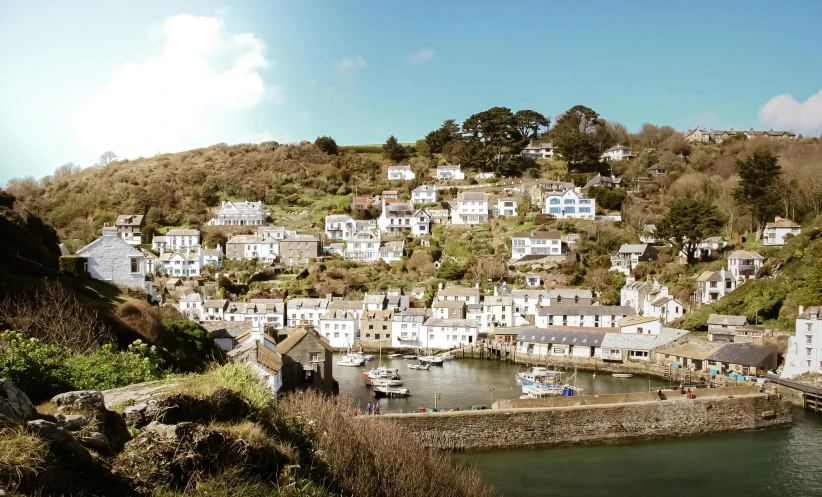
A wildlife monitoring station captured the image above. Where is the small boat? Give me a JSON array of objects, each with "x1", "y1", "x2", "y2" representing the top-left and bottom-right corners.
[
  {"x1": 612, "y1": 373, "x2": 633, "y2": 378},
  {"x1": 441, "y1": 353, "x2": 455, "y2": 360},
  {"x1": 374, "y1": 386, "x2": 411, "y2": 398},
  {"x1": 364, "y1": 366, "x2": 400, "y2": 380},
  {"x1": 402, "y1": 355, "x2": 417, "y2": 360},
  {"x1": 419, "y1": 356, "x2": 444, "y2": 365},
  {"x1": 361, "y1": 355, "x2": 375, "y2": 362},
  {"x1": 526, "y1": 384, "x2": 583, "y2": 398},
  {"x1": 516, "y1": 367, "x2": 562, "y2": 387},
  {"x1": 337, "y1": 355, "x2": 365, "y2": 367},
  {"x1": 387, "y1": 353, "x2": 402, "y2": 358},
  {"x1": 370, "y1": 378, "x2": 404, "y2": 387},
  {"x1": 408, "y1": 363, "x2": 430, "y2": 370}
]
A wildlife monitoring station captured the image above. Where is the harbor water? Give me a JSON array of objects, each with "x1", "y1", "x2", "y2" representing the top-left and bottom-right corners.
[
  {"x1": 333, "y1": 355, "x2": 666, "y2": 412},
  {"x1": 334, "y1": 355, "x2": 822, "y2": 496}
]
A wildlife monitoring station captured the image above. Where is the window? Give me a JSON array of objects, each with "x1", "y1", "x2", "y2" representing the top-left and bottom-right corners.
[
  {"x1": 807, "y1": 336, "x2": 813, "y2": 345},
  {"x1": 310, "y1": 352, "x2": 319, "y2": 362},
  {"x1": 130, "y1": 258, "x2": 140, "y2": 273},
  {"x1": 334, "y1": 332, "x2": 339, "y2": 338},
  {"x1": 807, "y1": 348, "x2": 813, "y2": 356}
]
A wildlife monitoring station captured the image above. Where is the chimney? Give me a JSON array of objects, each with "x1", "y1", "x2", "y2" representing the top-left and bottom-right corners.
[
  {"x1": 475, "y1": 283, "x2": 480, "y2": 289},
  {"x1": 102, "y1": 226, "x2": 118, "y2": 237},
  {"x1": 438, "y1": 282, "x2": 443, "y2": 291},
  {"x1": 799, "y1": 305, "x2": 804, "y2": 317}
]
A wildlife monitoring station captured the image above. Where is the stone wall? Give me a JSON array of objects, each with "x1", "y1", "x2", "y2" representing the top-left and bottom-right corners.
[{"x1": 381, "y1": 394, "x2": 792, "y2": 451}]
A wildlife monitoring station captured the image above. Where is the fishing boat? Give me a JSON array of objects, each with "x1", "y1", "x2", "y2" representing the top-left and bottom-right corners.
[
  {"x1": 337, "y1": 355, "x2": 365, "y2": 367},
  {"x1": 361, "y1": 355, "x2": 375, "y2": 362},
  {"x1": 373, "y1": 386, "x2": 411, "y2": 398},
  {"x1": 370, "y1": 378, "x2": 404, "y2": 387},
  {"x1": 516, "y1": 367, "x2": 562, "y2": 387},
  {"x1": 387, "y1": 353, "x2": 402, "y2": 358},
  {"x1": 441, "y1": 352, "x2": 455, "y2": 360},
  {"x1": 612, "y1": 373, "x2": 633, "y2": 378},
  {"x1": 407, "y1": 363, "x2": 430, "y2": 370},
  {"x1": 524, "y1": 384, "x2": 583, "y2": 398},
  {"x1": 419, "y1": 356, "x2": 444, "y2": 365},
  {"x1": 364, "y1": 366, "x2": 400, "y2": 380},
  {"x1": 402, "y1": 354, "x2": 417, "y2": 360}
]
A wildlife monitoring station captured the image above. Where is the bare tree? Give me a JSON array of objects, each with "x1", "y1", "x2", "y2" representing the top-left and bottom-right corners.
[
  {"x1": 0, "y1": 281, "x2": 115, "y2": 353},
  {"x1": 98, "y1": 150, "x2": 118, "y2": 165}
]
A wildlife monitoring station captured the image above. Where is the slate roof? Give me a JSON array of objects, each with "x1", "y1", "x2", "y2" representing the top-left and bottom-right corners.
[
  {"x1": 512, "y1": 231, "x2": 562, "y2": 240},
  {"x1": 707, "y1": 314, "x2": 748, "y2": 327},
  {"x1": 618, "y1": 316, "x2": 659, "y2": 327},
  {"x1": 727, "y1": 250, "x2": 764, "y2": 260},
  {"x1": 277, "y1": 327, "x2": 335, "y2": 354},
  {"x1": 228, "y1": 235, "x2": 264, "y2": 244},
  {"x1": 697, "y1": 271, "x2": 723, "y2": 282},
  {"x1": 287, "y1": 298, "x2": 329, "y2": 310},
  {"x1": 394, "y1": 309, "x2": 429, "y2": 324},
  {"x1": 325, "y1": 214, "x2": 353, "y2": 223},
  {"x1": 115, "y1": 214, "x2": 144, "y2": 226},
  {"x1": 484, "y1": 296, "x2": 513, "y2": 306},
  {"x1": 328, "y1": 300, "x2": 364, "y2": 312},
  {"x1": 283, "y1": 234, "x2": 319, "y2": 243},
  {"x1": 320, "y1": 310, "x2": 357, "y2": 320},
  {"x1": 706, "y1": 343, "x2": 777, "y2": 367},
  {"x1": 512, "y1": 327, "x2": 606, "y2": 347},
  {"x1": 618, "y1": 244, "x2": 651, "y2": 254},
  {"x1": 438, "y1": 287, "x2": 480, "y2": 298},
  {"x1": 458, "y1": 192, "x2": 488, "y2": 202},
  {"x1": 662, "y1": 341, "x2": 725, "y2": 361},
  {"x1": 765, "y1": 218, "x2": 800, "y2": 229},
  {"x1": 546, "y1": 289, "x2": 593, "y2": 300},
  {"x1": 200, "y1": 320, "x2": 254, "y2": 337},
  {"x1": 423, "y1": 318, "x2": 479, "y2": 328},
  {"x1": 203, "y1": 299, "x2": 228, "y2": 309},
  {"x1": 166, "y1": 229, "x2": 200, "y2": 236},
  {"x1": 511, "y1": 290, "x2": 552, "y2": 299},
  {"x1": 179, "y1": 292, "x2": 202, "y2": 303},
  {"x1": 538, "y1": 305, "x2": 635, "y2": 316},
  {"x1": 433, "y1": 300, "x2": 466, "y2": 309}
]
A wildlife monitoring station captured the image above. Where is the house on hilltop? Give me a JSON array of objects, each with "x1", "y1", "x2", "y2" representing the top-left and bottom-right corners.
[
  {"x1": 387, "y1": 165, "x2": 415, "y2": 181},
  {"x1": 542, "y1": 188, "x2": 595, "y2": 220},
  {"x1": 208, "y1": 201, "x2": 268, "y2": 226},
  {"x1": 436, "y1": 164, "x2": 464, "y2": 180},
  {"x1": 520, "y1": 141, "x2": 554, "y2": 160},
  {"x1": 763, "y1": 217, "x2": 801, "y2": 246},
  {"x1": 601, "y1": 144, "x2": 636, "y2": 161},
  {"x1": 451, "y1": 192, "x2": 489, "y2": 225},
  {"x1": 610, "y1": 244, "x2": 658, "y2": 276},
  {"x1": 115, "y1": 214, "x2": 145, "y2": 245}
]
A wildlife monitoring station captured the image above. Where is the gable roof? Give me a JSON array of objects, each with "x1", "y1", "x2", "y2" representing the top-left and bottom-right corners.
[
  {"x1": 115, "y1": 214, "x2": 144, "y2": 226},
  {"x1": 76, "y1": 232, "x2": 145, "y2": 258},
  {"x1": 538, "y1": 305, "x2": 635, "y2": 316},
  {"x1": 166, "y1": 228, "x2": 200, "y2": 237},
  {"x1": 512, "y1": 231, "x2": 562, "y2": 240},
  {"x1": 727, "y1": 250, "x2": 764, "y2": 260},
  {"x1": 458, "y1": 192, "x2": 488, "y2": 202},
  {"x1": 619, "y1": 316, "x2": 659, "y2": 327},
  {"x1": 765, "y1": 218, "x2": 800, "y2": 229},
  {"x1": 706, "y1": 343, "x2": 777, "y2": 367},
  {"x1": 512, "y1": 327, "x2": 606, "y2": 347},
  {"x1": 277, "y1": 328, "x2": 335, "y2": 354},
  {"x1": 707, "y1": 314, "x2": 748, "y2": 326},
  {"x1": 618, "y1": 244, "x2": 650, "y2": 254}
]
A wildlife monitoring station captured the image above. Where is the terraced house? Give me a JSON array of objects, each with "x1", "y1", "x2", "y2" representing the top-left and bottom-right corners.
[{"x1": 451, "y1": 192, "x2": 489, "y2": 225}]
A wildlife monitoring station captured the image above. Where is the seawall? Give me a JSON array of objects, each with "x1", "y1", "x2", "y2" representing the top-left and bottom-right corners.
[{"x1": 381, "y1": 394, "x2": 792, "y2": 451}]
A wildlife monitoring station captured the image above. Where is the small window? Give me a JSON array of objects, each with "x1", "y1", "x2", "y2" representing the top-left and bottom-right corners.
[
  {"x1": 130, "y1": 258, "x2": 140, "y2": 273},
  {"x1": 310, "y1": 352, "x2": 319, "y2": 362}
]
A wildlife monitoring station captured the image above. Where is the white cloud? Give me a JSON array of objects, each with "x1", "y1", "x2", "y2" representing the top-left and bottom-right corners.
[
  {"x1": 408, "y1": 48, "x2": 434, "y2": 65},
  {"x1": 335, "y1": 56, "x2": 366, "y2": 73},
  {"x1": 73, "y1": 14, "x2": 279, "y2": 158},
  {"x1": 758, "y1": 89, "x2": 822, "y2": 133}
]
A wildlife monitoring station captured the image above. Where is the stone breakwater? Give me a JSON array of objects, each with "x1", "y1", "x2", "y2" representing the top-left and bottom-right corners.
[{"x1": 379, "y1": 394, "x2": 792, "y2": 451}]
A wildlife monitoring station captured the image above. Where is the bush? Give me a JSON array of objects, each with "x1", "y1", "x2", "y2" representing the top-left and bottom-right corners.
[
  {"x1": 438, "y1": 259, "x2": 465, "y2": 280},
  {"x1": 67, "y1": 341, "x2": 165, "y2": 391},
  {"x1": 163, "y1": 319, "x2": 226, "y2": 367},
  {"x1": 58, "y1": 255, "x2": 87, "y2": 277}
]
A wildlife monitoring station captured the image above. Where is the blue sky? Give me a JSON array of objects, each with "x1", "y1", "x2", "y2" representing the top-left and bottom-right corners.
[{"x1": 2, "y1": 0, "x2": 822, "y2": 183}]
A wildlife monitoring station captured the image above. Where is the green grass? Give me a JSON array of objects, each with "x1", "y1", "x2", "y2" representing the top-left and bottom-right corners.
[
  {"x1": 157, "y1": 225, "x2": 183, "y2": 234},
  {"x1": 173, "y1": 364, "x2": 275, "y2": 413}
]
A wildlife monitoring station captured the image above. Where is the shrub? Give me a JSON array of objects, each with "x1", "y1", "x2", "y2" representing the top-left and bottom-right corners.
[
  {"x1": 67, "y1": 341, "x2": 165, "y2": 391},
  {"x1": 58, "y1": 255, "x2": 87, "y2": 277},
  {"x1": 0, "y1": 331, "x2": 72, "y2": 403},
  {"x1": 162, "y1": 319, "x2": 226, "y2": 367}
]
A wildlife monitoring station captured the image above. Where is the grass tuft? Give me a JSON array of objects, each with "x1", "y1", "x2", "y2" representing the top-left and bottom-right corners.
[{"x1": 0, "y1": 427, "x2": 49, "y2": 481}]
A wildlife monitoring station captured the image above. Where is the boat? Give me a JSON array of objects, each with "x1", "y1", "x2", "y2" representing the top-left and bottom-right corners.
[
  {"x1": 373, "y1": 386, "x2": 411, "y2": 398},
  {"x1": 364, "y1": 366, "x2": 400, "y2": 380},
  {"x1": 337, "y1": 355, "x2": 365, "y2": 367},
  {"x1": 402, "y1": 355, "x2": 417, "y2": 360},
  {"x1": 441, "y1": 352, "x2": 455, "y2": 360},
  {"x1": 612, "y1": 373, "x2": 634, "y2": 378},
  {"x1": 387, "y1": 353, "x2": 402, "y2": 358},
  {"x1": 516, "y1": 367, "x2": 562, "y2": 387},
  {"x1": 419, "y1": 356, "x2": 444, "y2": 365},
  {"x1": 361, "y1": 355, "x2": 375, "y2": 362},
  {"x1": 408, "y1": 363, "x2": 430, "y2": 370},
  {"x1": 370, "y1": 378, "x2": 404, "y2": 387},
  {"x1": 526, "y1": 384, "x2": 583, "y2": 398}
]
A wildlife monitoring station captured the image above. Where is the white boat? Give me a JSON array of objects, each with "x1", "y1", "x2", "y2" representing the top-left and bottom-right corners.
[
  {"x1": 408, "y1": 363, "x2": 430, "y2": 370},
  {"x1": 527, "y1": 384, "x2": 583, "y2": 398},
  {"x1": 516, "y1": 367, "x2": 562, "y2": 387},
  {"x1": 364, "y1": 367, "x2": 400, "y2": 380},
  {"x1": 370, "y1": 378, "x2": 404, "y2": 387},
  {"x1": 373, "y1": 386, "x2": 411, "y2": 398},
  {"x1": 387, "y1": 353, "x2": 402, "y2": 358},
  {"x1": 419, "y1": 356, "x2": 444, "y2": 365},
  {"x1": 361, "y1": 355, "x2": 375, "y2": 362},
  {"x1": 441, "y1": 353, "x2": 455, "y2": 360},
  {"x1": 337, "y1": 355, "x2": 365, "y2": 367},
  {"x1": 612, "y1": 373, "x2": 633, "y2": 378}
]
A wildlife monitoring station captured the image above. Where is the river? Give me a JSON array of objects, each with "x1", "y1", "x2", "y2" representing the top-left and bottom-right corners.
[{"x1": 333, "y1": 356, "x2": 822, "y2": 496}]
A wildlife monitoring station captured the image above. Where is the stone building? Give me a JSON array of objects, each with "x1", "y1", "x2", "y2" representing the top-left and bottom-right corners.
[
  {"x1": 279, "y1": 234, "x2": 320, "y2": 266},
  {"x1": 76, "y1": 227, "x2": 153, "y2": 295},
  {"x1": 277, "y1": 327, "x2": 337, "y2": 395}
]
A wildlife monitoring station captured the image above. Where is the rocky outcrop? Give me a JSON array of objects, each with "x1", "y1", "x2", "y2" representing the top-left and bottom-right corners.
[
  {"x1": 25, "y1": 419, "x2": 93, "y2": 464},
  {"x1": 0, "y1": 379, "x2": 35, "y2": 425},
  {"x1": 52, "y1": 390, "x2": 106, "y2": 412},
  {"x1": 120, "y1": 388, "x2": 252, "y2": 428},
  {"x1": 55, "y1": 414, "x2": 89, "y2": 431}
]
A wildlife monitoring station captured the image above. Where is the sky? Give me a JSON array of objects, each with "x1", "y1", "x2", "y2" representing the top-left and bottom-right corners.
[{"x1": 2, "y1": 0, "x2": 822, "y2": 183}]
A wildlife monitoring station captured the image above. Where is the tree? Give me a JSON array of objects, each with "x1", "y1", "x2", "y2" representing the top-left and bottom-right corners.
[
  {"x1": 461, "y1": 107, "x2": 526, "y2": 173},
  {"x1": 98, "y1": 150, "x2": 118, "y2": 165},
  {"x1": 414, "y1": 139, "x2": 432, "y2": 159},
  {"x1": 382, "y1": 135, "x2": 408, "y2": 163},
  {"x1": 733, "y1": 151, "x2": 783, "y2": 236},
  {"x1": 314, "y1": 136, "x2": 338, "y2": 155},
  {"x1": 513, "y1": 110, "x2": 550, "y2": 142},
  {"x1": 655, "y1": 199, "x2": 725, "y2": 265},
  {"x1": 425, "y1": 119, "x2": 461, "y2": 153},
  {"x1": 437, "y1": 259, "x2": 465, "y2": 280},
  {"x1": 551, "y1": 105, "x2": 601, "y2": 171}
]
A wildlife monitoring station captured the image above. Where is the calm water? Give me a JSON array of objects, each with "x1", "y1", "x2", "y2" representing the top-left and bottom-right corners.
[
  {"x1": 333, "y1": 355, "x2": 665, "y2": 413},
  {"x1": 457, "y1": 409, "x2": 822, "y2": 497}
]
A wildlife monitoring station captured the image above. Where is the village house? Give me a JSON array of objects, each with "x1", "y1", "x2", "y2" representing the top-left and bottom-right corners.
[
  {"x1": 510, "y1": 231, "x2": 564, "y2": 261},
  {"x1": 545, "y1": 289, "x2": 593, "y2": 306},
  {"x1": 76, "y1": 227, "x2": 154, "y2": 295},
  {"x1": 535, "y1": 305, "x2": 635, "y2": 329},
  {"x1": 221, "y1": 300, "x2": 287, "y2": 331},
  {"x1": 512, "y1": 290, "x2": 551, "y2": 317},
  {"x1": 525, "y1": 273, "x2": 542, "y2": 288},
  {"x1": 481, "y1": 296, "x2": 514, "y2": 330},
  {"x1": 202, "y1": 247, "x2": 222, "y2": 267},
  {"x1": 600, "y1": 328, "x2": 689, "y2": 362},
  {"x1": 325, "y1": 215, "x2": 357, "y2": 241},
  {"x1": 436, "y1": 284, "x2": 481, "y2": 304},
  {"x1": 542, "y1": 188, "x2": 595, "y2": 220},
  {"x1": 226, "y1": 235, "x2": 278, "y2": 262},
  {"x1": 381, "y1": 190, "x2": 399, "y2": 201},
  {"x1": 200, "y1": 321, "x2": 253, "y2": 352},
  {"x1": 115, "y1": 214, "x2": 145, "y2": 245},
  {"x1": 142, "y1": 250, "x2": 159, "y2": 275},
  {"x1": 359, "y1": 310, "x2": 394, "y2": 343},
  {"x1": 327, "y1": 299, "x2": 365, "y2": 321},
  {"x1": 427, "y1": 208, "x2": 451, "y2": 225},
  {"x1": 694, "y1": 268, "x2": 736, "y2": 306},
  {"x1": 782, "y1": 306, "x2": 822, "y2": 378},
  {"x1": 202, "y1": 299, "x2": 228, "y2": 321},
  {"x1": 433, "y1": 300, "x2": 466, "y2": 320},
  {"x1": 412, "y1": 208, "x2": 431, "y2": 236},
  {"x1": 475, "y1": 172, "x2": 495, "y2": 180},
  {"x1": 618, "y1": 316, "x2": 662, "y2": 335},
  {"x1": 259, "y1": 225, "x2": 295, "y2": 241},
  {"x1": 519, "y1": 141, "x2": 554, "y2": 160},
  {"x1": 436, "y1": 164, "x2": 464, "y2": 180},
  {"x1": 491, "y1": 196, "x2": 519, "y2": 217},
  {"x1": 387, "y1": 165, "x2": 415, "y2": 181},
  {"x1": 515, "y1": 328, "x2": 606, "y2": 359},
  {"x1": 686, "y1": 127, "x2": 797, "y2": 143},
  {"x1": 162, "y1": 229, "x2": 201, "y2": 252},
  {"x1": 350, "y1": 196, "x2": 371, "y2": 213},
  {"x1": 410, "y1": 287, "x2": 426, "y2": 301},
  {"x1": 707, "y1": 314, "x2": 749, "y2": 342},
  {"x1": 207, "y1": 201, "x2": 268, "y2": 226},
  {"x1": 646, "y1": 164, "x2": 669, "y2": 177},
  {"x1": 763, "y1": 217, "x2": 801, "y2": 246},
  {"x1": 727, "y1": 250, "x2": 765, "y2": 281},
  {"x1": 178, "y1": 292, "x2": 203, "y2": 319},
  {"x1": 319, "y1": 310, "x2": 359, "y2": 348},
  {"x1": 277, "y1": 327, "x2": 336, "y2": 395},
  {"x1": 678, "y1": 236, "x2": 728, "y2": 262},
  {"x1": 411, "y1": 185, "x2": 437, "y2": 205},
  {"x1": 287, "y1": 296, "x2": 332, "y2": 327},
  {"x1": 422, "y1": 318, "x2": 478, "y2": 348},
  {"x1": 451, "y1": 192, "x2": 489, "y2": 225},
  {"x1": 642, "y1": 283, "x2": 685, "y2": 323},
  {"x1": 226, "y1": 333, "x2": 282, "y2": 393},
  {"x1": 610, "y1": 244, "x2": 658, "y2": 276},
  {"x1": 582, "y1": 173, "x2": 623, "y2": 192},
  {"x1": 343, "y1": 230, "x2": 404, "y2": 263},
  {"x1": 280, "y1": 234, "x2": 320, "y2": 265},
  {"x1": 620, "y1": 278, "x2": 653, "y2": 314},
  {"x1": 392, "y1": 309, "x2": 429, "y2": 348},
  {"x1": 640, "y1": 225, "x2": 657, "y2": 244},
  {"x1": 158, "y1": 249, "x2": 204, "y2": 277},
  {"x1": 601, "y1": 144, "x2": 635, "y2": 161},
  {"x1": 663, "y1": 340, "x2": 777, "y2": 376},
  {"x1": 378, "y1": 200, "x2": 415, "y2": 235}
]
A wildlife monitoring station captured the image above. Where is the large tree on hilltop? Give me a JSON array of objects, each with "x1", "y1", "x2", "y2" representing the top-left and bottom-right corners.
[
  {"x1": 552, "y1": 105, "x2": 602, "y2": 171},
  {"x1": 733, "y1": 150, "x2": 783, "y2": 237},
  {"x1": 461, "y1": 106, "x2": 525, "y2": 172},
  {"x1": 425, "y1": 119, "x2": 461, "y2": 153},
  {"x1": 513, "y1": 110, "x2": 550, "y2": 142},
  {"x1": 656, "y1": 198, "x2": 725, "y2": 265},
  {"x1": 382, "y1": 135, "x2": 408, "y2": 163},
  {"x1": 314, "y1": 136, "x2": 338, "y2": 155}
]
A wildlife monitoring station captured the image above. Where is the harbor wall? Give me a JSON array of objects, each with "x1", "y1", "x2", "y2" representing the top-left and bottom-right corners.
[
  {"x1": 494, "y1": 385, "x2": 760, "y2": 409},
  {"x1": 381, "y1": 394, "x2": 792, "y2": 451}
]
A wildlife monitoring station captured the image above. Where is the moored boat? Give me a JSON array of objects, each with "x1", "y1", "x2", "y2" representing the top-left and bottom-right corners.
[
  {"x1": 373, "y1": 386, "x2": 411, "y2": 398},
  {"x1": 403, "y1": 354, "x2": 417, "y2": 360},
  {"x1": 364, "y1": 366, "x2": 400, "y2": 380},
  {"x1": 337, "y1": 355, "x2": 365, "y2": 367},
  {"x1": 516, "y1": 367, "x2": 562, "y2": 387},
  {"x1": 370, "y1": 378, "x2": 404, "y2": 387},
  {"x1": 407, "y1": 363, "x2": 430, "y2": 370},
  {"x1": 419, "y1": 356, "x2": 444, "y2": 365},
  {"x1": 612, "y1": 373, "x2": 633, "y2": 378},
  {"x1": 387, "y1": 353, "x2": 402, "y2": 358},
  {"x1": 441, "y1": 352, "x2": 455, "y2": 360}
]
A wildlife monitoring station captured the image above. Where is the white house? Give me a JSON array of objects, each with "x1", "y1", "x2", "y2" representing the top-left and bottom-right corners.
[
  {"x1": 224, "y1": 300, "x2": 286, "y2": 331},
  {"x1": 475, "y1": 172, "x2": 496, "y2": 180},
  {"x1": 392, "y1": 310, "x2": 428, "y2": 348},
  {"x1": 163, "y1": 229, "x2": 201, "y2": 252},
  {"x1": 259, "y1": 225, "x2": 295, "y2": 241},
  {"x1": 782, "y1": 306, "x2": 822, "y2": 378},
  {"x1": 642, "y1": 284, "x2": 685, "y2": 323},
  {"x1": 325, "y1": 215, "x2": 357, "y2": 241},
  {"x1": 695, "y1": 269, "x2": 736, "y2": 306},
  {"x1": 411, "y1": 185, "x2": 437, "y2": 205},
  {"x1": 158, "y1": 250, "x2": 204, "y2": 277},
  {"x1": 727, "y1": 250, "x2": 765, "y2": 281},
  {"x1": 76, "y1": 227, "x2": 153, "y2": 295},
  {"x1": 640, "y1": 225, "x2": 657, "y2": 244},
  {"x1": 763, "y1": 217, "x2": 801, "y2": 246},
  {"x1": 481, "y1": 296, "x2": 514, "y2": 331},
  {"x1": 225, "y1": 235, "x2": 278, "y2": 262},
  {"x1": 620, "y1": 279, "x2": 653, "y2": 315},
  {"x1": 520, "y1": 141, "x2": 554, "y2": 160},
  {"x1": 677, "y1": 236, "x2": 728, "y2": 261},
  {"x1": 319, "y1": 310, "x2": 359, "y2": 348},
  {"x1": 618, "y1": 316, "x2": 662, "y2": 335},
  {"x1": 510, "y1": 231, "x2": 563, "y2": 261},
  {"x1": 208, "y1": 201, "x2": 268, "y2": 226},
  {"x1": 202, "y1": 247, "x2": 222, "y2": 268},
  {"x1": 287, "y1": 296, "x2": 331, "y2": 327},
  {"x1": 202, "y1": 299, "x2": 228, "y2": 321},
  {"x1": 387, "y1": 165, "x2": 415, "y2": 181},
  {"x1": 535, "y1": 305, "x2": 635, "y2": 329},
  {"x1": 422, "y1": 318, "x2": 478, "y2": 349},
  {"x1": 601, "y1": 144, "x2": 636, "y2": 161},
  {"x1": 412, "y1": 209, "x2": 431, "y2": 236},
  {"x1": 451, "y1": 192, "x2": 489, "y2": 225},
  {"x1": 114, "y1": 214, "x2": 144, "y2": 245},
  {"x1": 492, "y1": 197, "x2": 519, "y2": 217},
  {"x1": 436, "y1": 164, "x2": 464, "y2": 180},
  {"x1": 436, "y1": 284, "x2": 481, "y2": 304},
  {"x1": 427, "y1": 209, "x2": 450, "y2": 225},
  {"x1": 343, "y1": 231, "x2": 404, "y2": 263},
  {"x1": 610, "y1": 244, "x2": 658, "y2": 276},
  {"x1": 542, "y1": 189, "x2": 595, "y2": 220},
  {"x1": 378, "y1": 200, "x2": 415, "y2": 235}
]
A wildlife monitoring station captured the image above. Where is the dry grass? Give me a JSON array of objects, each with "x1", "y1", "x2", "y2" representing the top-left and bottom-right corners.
[
  {"x1": 0, "y1": 427, "x2": 49, "y2": 483},
  {"x1": 279, "y1": 391, "x2": 496, "y2": 497},
  {"x1": 175, "y1": 364, "x2": 276, "y2": 414}
]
